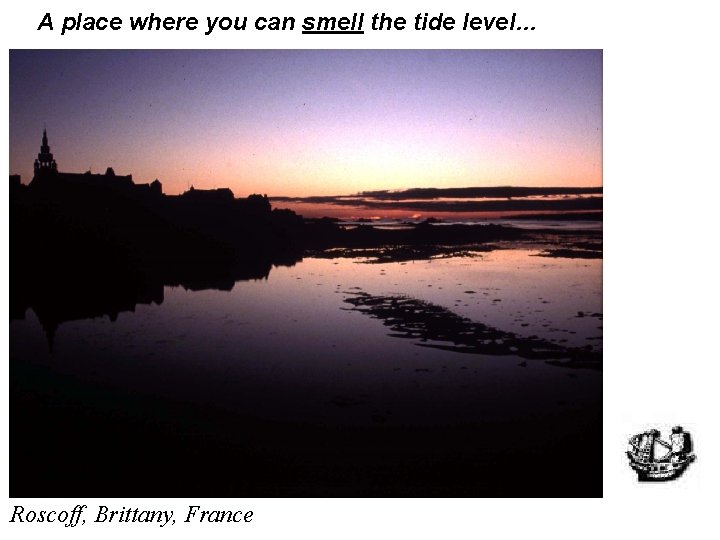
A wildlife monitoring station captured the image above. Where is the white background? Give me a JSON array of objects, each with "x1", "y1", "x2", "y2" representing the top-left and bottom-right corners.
[{"x1": 2, "y1": 0, "x2": 719, "y2": 538}]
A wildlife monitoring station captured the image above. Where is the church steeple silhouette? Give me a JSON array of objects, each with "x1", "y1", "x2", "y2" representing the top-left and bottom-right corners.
[{"x1": 34, "y1": 128, "x2": 57, "y2": 176}]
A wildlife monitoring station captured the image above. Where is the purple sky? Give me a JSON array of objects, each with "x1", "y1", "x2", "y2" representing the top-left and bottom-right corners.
[{"x1": 10, "y1": 50, "x2": 601, "y2": 196}]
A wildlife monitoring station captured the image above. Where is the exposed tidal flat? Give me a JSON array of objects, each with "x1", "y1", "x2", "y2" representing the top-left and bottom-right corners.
[{"x1": 10, "y1": 231, "x2": 601, "y2": 497}]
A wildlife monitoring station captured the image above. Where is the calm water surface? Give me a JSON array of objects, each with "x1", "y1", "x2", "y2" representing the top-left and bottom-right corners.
[
  {"x1": 10, "y1": 248, "x2": 602, "y2": 497},
  {"x1": 11, "y1": 247, "x2": 602, "y2": 495}
]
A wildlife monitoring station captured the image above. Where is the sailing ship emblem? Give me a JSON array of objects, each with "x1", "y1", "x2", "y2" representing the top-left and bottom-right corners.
[{"x1": 627, "y1": 426, "x2": 695, "y2": 481}]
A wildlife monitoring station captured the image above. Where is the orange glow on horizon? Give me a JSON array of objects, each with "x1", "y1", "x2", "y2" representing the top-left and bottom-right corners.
[{"x1": 11, "y1": 50, "x2": 602, "y2": 198}]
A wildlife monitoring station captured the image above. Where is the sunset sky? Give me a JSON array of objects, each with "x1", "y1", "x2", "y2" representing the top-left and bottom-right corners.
[{"x1": 9, "y1": 50, "x2": 601, "y2": 197}]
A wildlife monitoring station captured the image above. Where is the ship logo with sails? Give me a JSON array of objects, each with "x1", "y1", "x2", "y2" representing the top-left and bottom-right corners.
[{"x1": 627, "y1": 426, "x2": 695, "y2": 481}]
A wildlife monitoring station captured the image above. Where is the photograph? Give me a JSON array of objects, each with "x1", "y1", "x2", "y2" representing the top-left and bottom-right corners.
[{"x1": 9, "y1": 49, "x2": 602, "y2": 497}]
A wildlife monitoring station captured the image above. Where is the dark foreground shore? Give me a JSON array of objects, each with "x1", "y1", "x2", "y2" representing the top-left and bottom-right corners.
[{"x1": 12, "y1": 357, "x2": 600, "y2": 497}]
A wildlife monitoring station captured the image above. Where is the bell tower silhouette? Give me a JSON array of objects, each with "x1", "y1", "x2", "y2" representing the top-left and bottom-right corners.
[{"x1": 33, "y1": 128, "x2": 58, "y2": 176}]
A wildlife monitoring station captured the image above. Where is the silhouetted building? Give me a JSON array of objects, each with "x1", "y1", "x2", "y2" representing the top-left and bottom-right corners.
[
  {"x1": 33, "y1": 128, "x2": 57, "y2": 175},
  {"x1": 29, "y1": 129, "x2": 161, "y2": 196},
  {"x1": 180, "y1": 185, "x2": 234, "y2": 203}
]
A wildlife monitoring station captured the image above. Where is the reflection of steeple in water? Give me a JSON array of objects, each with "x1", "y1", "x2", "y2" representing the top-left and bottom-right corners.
[
  {"x1": 26, "y1": 276, "x2": 165, "y2": 352},
  {"x1": 12, "y1": 258, "x2": 294, "y2": 352}
]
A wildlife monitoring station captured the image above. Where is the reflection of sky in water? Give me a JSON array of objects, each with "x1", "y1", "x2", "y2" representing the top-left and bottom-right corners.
[
  {"x1": 11, "y1": 250, "x2": 601, "y2": 428},
  {"x1": 273, "y1": 200, "x2": 603, "y2": 220}
]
